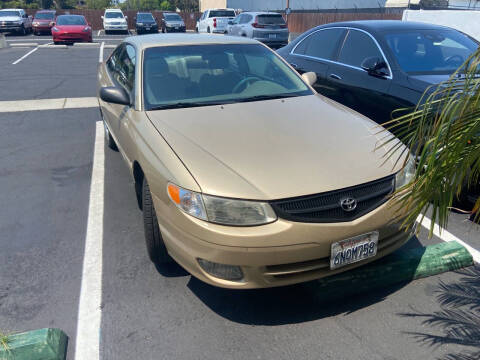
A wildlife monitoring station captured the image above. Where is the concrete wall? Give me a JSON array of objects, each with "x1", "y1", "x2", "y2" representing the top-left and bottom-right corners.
[
  {"x1": 200, "y1": 0, "x2": 388, "y2": 12},
  {"x1": 403, "y1": 9, "x2": 480, "y2": 41}
]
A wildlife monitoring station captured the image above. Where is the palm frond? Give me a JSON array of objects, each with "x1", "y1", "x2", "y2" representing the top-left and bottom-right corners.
[{"x1": 382, "y1": 48, "x2": 480, "y2": 233}]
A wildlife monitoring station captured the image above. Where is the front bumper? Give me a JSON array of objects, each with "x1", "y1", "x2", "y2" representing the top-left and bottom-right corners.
[
  {"x1": 137, "y1": 25, "x2": 158, "y2": 33},
  {"x1": 104, "y1": 24, "x2": 128, "y2": 31},
  {"x1": 0, "y1": 25, "x2": 22, "y2": 32},
  {"x1": 165, "y1": 25, "x2": 186, "y2": 32},
  {"x1": 33, "y1": 23, "x2": 52, "y2": 32},
  {"x1": 153, "y1": 190, "x2": 414, "y2": 289},
  {"x1": 53, "y1": 32, "x2": 91, "y2": 43}
]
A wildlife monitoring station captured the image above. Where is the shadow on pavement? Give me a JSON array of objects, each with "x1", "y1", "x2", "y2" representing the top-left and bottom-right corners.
[
  {"x1": 400, "y1": 265, "x2": 480, "y2": 360},
  {"x1": 187, "y1": 236, "x2": 425, "y2": 326}
]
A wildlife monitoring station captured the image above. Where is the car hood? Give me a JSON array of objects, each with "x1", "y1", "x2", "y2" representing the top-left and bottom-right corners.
[
  {"x1": 0, "y1": 16, "x2": 21, "y2": 21},
  {"x1": 165, "y1": 20, "x2": 184, "y2": 25},
  {"x1": 34, "y1": 18, "x2": 53, "y2": 23},
  {"x1": 104, "y1": 18, "x2": 125, "y2": 23},
  {"x1": 147, "y1": 95, "x2": 404, "y2": 200},
  {"x1": 56, "y1": 25, "x2": 87, "y2": 32}
]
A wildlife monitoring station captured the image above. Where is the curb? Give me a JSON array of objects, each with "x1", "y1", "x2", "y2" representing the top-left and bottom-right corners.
[
  {"x1": 308, "y1": 240, "x2": 473, "y2": 300},
  {"x1": 0, "y1": 328, "x2": 67, "y2": 360},
  {"x1": 0, "y1": 34, "x2": 8, "y2": 49}
]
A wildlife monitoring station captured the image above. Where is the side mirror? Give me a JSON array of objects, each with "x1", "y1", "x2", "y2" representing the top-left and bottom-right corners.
[
  {"x1": 125, "y1": 16, "x2": 128, "y2": 20},
  {"x1": 50, "y1": 22, "x2": 55, "y2": 27},
  {"x1": 228, "y1": 20, "x2": 233, "y2": 25},
  {"x1": 361, "y1": 57, "x2": 389, "y2": 77},
  {"x1": 301, "y1": 71, "x2": 317, "y2": 86},
  {"x1": 99, "y1": 86, "x2": 130, "y2": 106},
  {"x1": 101, "y1": 16, "x2": 104, "y2": 19}
]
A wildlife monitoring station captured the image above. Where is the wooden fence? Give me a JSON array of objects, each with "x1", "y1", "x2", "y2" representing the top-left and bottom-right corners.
[{"x1": 25, "y1": 9, "x2": 403, "y2": 32}]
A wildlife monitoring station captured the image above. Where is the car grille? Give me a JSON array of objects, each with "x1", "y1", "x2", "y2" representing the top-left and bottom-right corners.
[
  {"x1": 270, "y1": 175, "x2": 395, "y2": 223},
  {"x1": 1, "y1": 21, "x2": 16, "y2": 25},
  {"x1": 111, "y1": 22, "x2": 122, "y2": 25}
]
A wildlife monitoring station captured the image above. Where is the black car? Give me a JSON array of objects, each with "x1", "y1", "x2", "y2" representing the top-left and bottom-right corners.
[
  {"x1": 135, "y1": 12, "x2": 158, "y2": 34},
  {"x1": 161, "y1": 12, "x2": 186, "y2": 33},
  {"x1": 277, "y1": 20, "x2": 479, "y2": 125}
]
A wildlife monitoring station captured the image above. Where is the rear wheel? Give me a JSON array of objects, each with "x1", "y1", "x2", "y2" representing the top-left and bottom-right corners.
[
  {"x1": 19, "y1": 25, "x2": 26, "y2": 36},
  {"x1": 142, "y1": 177, "x2": 172, "y2": 265},
  {"x1": 207, "y1": 26, "x2": 211, "y2": 33}
]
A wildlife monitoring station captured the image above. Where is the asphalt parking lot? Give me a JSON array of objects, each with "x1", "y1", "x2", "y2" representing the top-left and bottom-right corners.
[{"x1": 1, "y1": 33, "x2": 479, "y2": 360}]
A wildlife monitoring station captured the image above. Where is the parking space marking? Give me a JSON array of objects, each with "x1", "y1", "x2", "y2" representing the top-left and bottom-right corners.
[
  {"x1": 74, "y1": 121, "x2": 104, "y2": 360},
  {"x1": 0, "y1": 97, "x2": 98, "y2": 112},
  {"x1": 99, "y1": 42, "x2": 104, "y2": 63},
  {"x1": 419, "y1": 215, "x2": 480, "y2": 263},
  {"x1": 10, "y1": 42, "x2": 38, "y2": 47},
  {"x1": 12, "y1": 46, "x2": 38, "y2": 65}
]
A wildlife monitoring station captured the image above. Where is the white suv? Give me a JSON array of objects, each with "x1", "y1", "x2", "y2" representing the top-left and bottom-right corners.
[
  {"x1": 197, "y1": 8, "x2": 236, "y2": 34},
  {"x1": 102, "y1": 9, "x2": 128, "y2": 34}
]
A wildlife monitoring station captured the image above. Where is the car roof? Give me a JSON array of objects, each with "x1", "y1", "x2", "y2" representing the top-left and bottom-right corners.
[
  {"x1": 208, "y1": 8, "x2": 235, "y2": 11},
  {"x1": 36, "y1": 10, "x2": 56, "y2": 12},
  {"x1": 242, "y1": 12, "x2": 283, "y2": 15},
  {"x1": 57, "y1": 14, "x2": 84, "y2": 17},
  {"x1": 321, "y1": 20, "x2": 453, "y2": 32},
  {"x1": 105, "y1": 8, "x2": 123, "y2": 12},
  {"x1": 0, "y1": 8, "x2": 23, "y2": 11},
  {"x1": 125, "y1": 33, "x2": 258, "y2": 49}
]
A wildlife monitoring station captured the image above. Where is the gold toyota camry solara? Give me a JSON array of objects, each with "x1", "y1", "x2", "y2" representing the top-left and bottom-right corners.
[{"x1": 98, "y1": 34, "x2": 415, "y2": 289}]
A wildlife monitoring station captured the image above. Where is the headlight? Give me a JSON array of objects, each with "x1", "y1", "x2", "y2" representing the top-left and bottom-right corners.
[
  {"x1": 33, "y1": 21, "x2": 39, "y2": 26},
  {"x1": 82, "y1": 26, "x2": 91, "y2": 32},
  {"x1": 137, "y1": 22, "x2": 143, "y2": 26},
  {"x1": 395, "y1": 155, "x2": 416, "y2": 189},
  {"x1": 52, "y1": 26, "x2": 59, "y2": 32},
  {"x1": 167, "y1": 183, "x2": 277, "y2": 226}
]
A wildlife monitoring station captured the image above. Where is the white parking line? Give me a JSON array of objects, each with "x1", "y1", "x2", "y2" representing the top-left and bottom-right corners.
[
  {"x1": 0, "y1": 97, "x2": 98, "y2": 112},
  {"x1": 99, "y1": 41, "x2": 104, "y2": 63},
  {"x1": 74, "y1": 121, "x2": 104, "y2": 360},
  {"x1": 419, "y1": 215, "x2": 480, "y2": 263},
  {"x1": 12, "y1": 46, "x2": 38, "y2": 65}
]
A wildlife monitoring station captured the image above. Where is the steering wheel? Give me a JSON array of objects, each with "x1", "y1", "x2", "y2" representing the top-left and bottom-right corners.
[
  {"x1": 232, "y1": 76, "x2": 261, "y2": 93},
  {"x1": 445, "y1": 54, "x2": 464, "y2": 66}
]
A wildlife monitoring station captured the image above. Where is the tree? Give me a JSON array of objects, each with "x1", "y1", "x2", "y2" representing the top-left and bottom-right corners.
[
  {"x1": 384, "y1": 48, "x2": 480, "y2": 233},
  {"x1": 86, "y1": 0, "x2": 111, "y2": 10},
  {"x1": 159, "y1": 0, "x2": 174, "y2": 10}
]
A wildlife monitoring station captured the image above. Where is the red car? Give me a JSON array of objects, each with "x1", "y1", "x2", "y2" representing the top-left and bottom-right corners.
[
  {"x1": 52, "y1": 15, "x2": 92, "y2": 44},
  {"x1": 32, "y1": 10, "x2": 56, "y2": 35}
]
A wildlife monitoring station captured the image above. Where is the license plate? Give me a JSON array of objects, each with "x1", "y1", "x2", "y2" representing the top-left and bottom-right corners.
[
  {"x1": 330, "y1": 231, "x2": 379, "y2": 270},
  {"x1": 175, "y1": 26, "x2": 179, "y2": 29},
  {"x1": 145, "y1": 27, "x2": 150, "y2": 30},
  {"x1": 269, "y1": 34, "x2": 276, "y2": 39}
]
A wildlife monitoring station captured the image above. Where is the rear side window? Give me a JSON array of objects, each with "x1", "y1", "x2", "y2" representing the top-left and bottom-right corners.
[
  {"x1": 258, "y1": 15, "x2": 285, "y2": 25},
  {"x1": 296, "y1": 28, "x2": 345, "y2": 60},
  {"x1": 209, "y1": 10, "x2": 236, "y2": 17},
  {"x1": 240, "y1": 14, "x2": 252, "y2": 24},
  {"x1": 338, "y1": 30, "x2": 383, "y2": 68}
]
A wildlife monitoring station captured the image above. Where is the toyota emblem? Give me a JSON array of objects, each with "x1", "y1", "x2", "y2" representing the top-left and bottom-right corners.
[{"x1": 340, "y1": 197, "x2": 357, "y2": 212}]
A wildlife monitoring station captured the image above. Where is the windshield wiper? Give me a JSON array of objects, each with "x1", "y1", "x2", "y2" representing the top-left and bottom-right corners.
[
  {"x1": 148, "y1": 102, "x2": 214, "y2": 111},
  {"x1": 236, "y1": 93, "x2": 300, "y2": 103}
]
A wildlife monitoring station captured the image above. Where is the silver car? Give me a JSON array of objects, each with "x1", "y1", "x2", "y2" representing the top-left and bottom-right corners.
[{"x1": 226, "y1": 12, "x2": 289, "y2": 48}]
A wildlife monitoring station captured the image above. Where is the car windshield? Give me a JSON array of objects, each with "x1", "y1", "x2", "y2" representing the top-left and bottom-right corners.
[
  {"x1": 56, "y1": 15, "x2": 86, "y2": 26},
  {"x1": 0, "y1": 11, "x2": 20, "y2": 17},
  {"x1": 385, "y1": 29, "x2": 478, "y2": 75},
  {"x1": 105, "y1": 12, "x2": 123, "y2": 19},
  {"x1": 143, "y1": 44, "x2": 312, "y2": 110},
  {"x1": 137, "y1": 13, "x2": 153, "y2": 21},
  {"x1": 164, "y1": 14, "x2": 182, "y2": 21},
  {"x1": 209, "y1": 10, "x2": 235, "y2": 17},
  {"x1": 258, "y1": 14, "x2": 286, "y2": 25},
  {"x1": 35, "y1": 12, "x2": 55, "y2": 20}
]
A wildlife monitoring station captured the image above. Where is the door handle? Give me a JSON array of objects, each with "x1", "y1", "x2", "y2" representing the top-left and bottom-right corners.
[{"x1": 329, "y1": 73, "x2": 342, "y2": 80}]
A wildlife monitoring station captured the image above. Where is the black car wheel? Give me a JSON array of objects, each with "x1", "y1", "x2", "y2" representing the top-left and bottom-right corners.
[
  {"x1": 142, "y1": 177, "x2": 172, "y2": 265},
  {"x1": 19, "y1": 25, "x2": 26, "y2": 36},
  {"x1": 207, "y1": 26, "x2": 211, "y2": 33},
  {"x1": 103, "y1": 120, "x2": 118, "y2": 151}
]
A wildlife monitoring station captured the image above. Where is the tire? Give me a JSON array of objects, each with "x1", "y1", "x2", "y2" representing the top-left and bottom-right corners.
[
  {"x1": 207, "y1": 26, "x2": 211, "y2": 33},
  {"x1": 162, "y1": 27, "x2": 165, "y2": 33},
  {"x1": 195, "y1": 27, "x2": 198, "y2": 33},
  {"x1": 54, "y1": 41, "x2": 60, "y2": 45},
  {"x1": 103, "y1": 120, "x2": 118, "y2": 151},
  {"x1": 142, "y1": 177, "x2": 172, "y2": 265},
  {"x1": 19, "y1": 25, "x2": 26, "y2": 36}
]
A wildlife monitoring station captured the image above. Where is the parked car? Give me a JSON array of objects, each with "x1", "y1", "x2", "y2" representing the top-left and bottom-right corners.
[
  {"x1": 98, "y1": 34, "x2": 415, "y2": 289},
  {"x1": 135, "y1": 12, "x2": 158, "y2": 34},
  {"x1": 52, "y1": 15, "x2": 92, "y2": 44},
  {"x1": 197, "y1": 8, "x2": 235, "y2": 33},
  {"x1": 161, "y1": 12, "x2": 185, "y2": 33},
  {"x1": 102, "y1": 8, "x2": 128, "y2": 34},
  {"x1": 32, "y1": 10, "x2": 56, "y2": 35},
  {"x1": 227, "y1": 12, "x2": 288, "y2": 48},
  {"x1": 0, "y1": 8, "x2": 32, "y2": 35},
  {"x1": 277, "y1": 20, "x2": 479, "y2": 126}
]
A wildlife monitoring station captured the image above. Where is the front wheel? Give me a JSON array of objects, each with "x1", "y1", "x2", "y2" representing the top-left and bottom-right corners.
[
  {"x1": 19, "y1": 25, "x2": 26, "y2": 36},
  {"x1": 207, "y1": 26, "x2": 211, "y2": 33},
  {"x1": 143, "y1": 177, "x2": 172, "y2": 265},
  {"x1": 103, "y1": 120, "x2": 118, "y2": 151}
]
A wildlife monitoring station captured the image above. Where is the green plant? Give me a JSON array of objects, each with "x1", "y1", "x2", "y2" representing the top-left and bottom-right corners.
[
  {"x1": 0, "y1": 330, "x2": 11, "y2": 354},
  {"x1": 383, "y1": 48, "x2": 480, "y2": 234}
]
